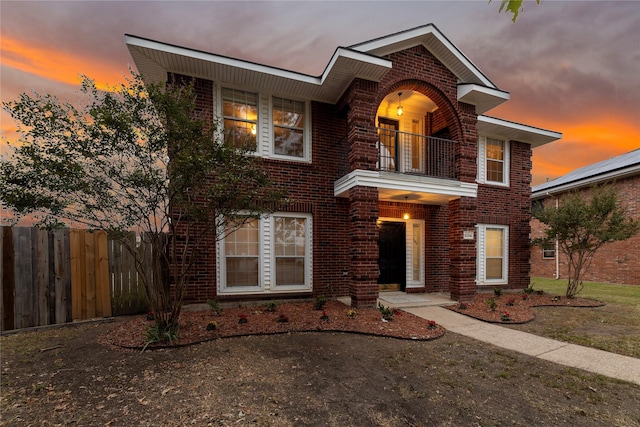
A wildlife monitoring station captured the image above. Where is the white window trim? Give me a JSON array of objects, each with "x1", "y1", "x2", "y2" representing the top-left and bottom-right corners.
[
  {"x1": 542, "y1": 244, "x2": 556, "y2": 259},
  {"x1": 215, "y1": 85, "x2": 312, "y2": 163},
  {"x1": 217, "y1": 212, "x2": 313, "y2": 295},
  {"x1": 476, "y1": 224, "x2": 509, "y2": 286},
  {"x1": 270, "y1": 212, "x2": 313, "y2": 291},
  {"x1": 477, "y1": 135, "x2": 510, "y2": 187},
  {"x1": 219, "y1": 86, "x2": 260, "y2": 154},
  {"x1": 217, "y1": 216, "x2": 264, "y2": 294},
  {"x1": 269, "y1": 96, "x2": 312, "y2": 163}
]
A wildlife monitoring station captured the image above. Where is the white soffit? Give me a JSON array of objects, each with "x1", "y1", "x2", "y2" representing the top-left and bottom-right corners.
[
  {"x1": 125, "y1": 35, "x2": 391, "y2": 104},
  {"x1": 477, "y1": 115, "x2": 562, "y2": 147},
  {"x1": 458, "y1": 84, "x2": 510, "y2": 114},
  {"x1": 350, "y1": 24, "x2": 496, "y2": 88},
  {"x1": 334, "y1": 170, "x2": 478, "y2": 204}
]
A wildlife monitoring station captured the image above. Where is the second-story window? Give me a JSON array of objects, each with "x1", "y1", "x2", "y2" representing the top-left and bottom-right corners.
[
  {"x1": 486, "y1": 137, "x2": 505, "y2": 183},
  {"x1": 478, "y1": 136, "x2": 510, "y2": 186},
  {"x1": 222, "y1": 88, "x2": 258, "y2": 151},
  {"x1": 273, "y1": 97, "x2": 305, "y2": 158}
]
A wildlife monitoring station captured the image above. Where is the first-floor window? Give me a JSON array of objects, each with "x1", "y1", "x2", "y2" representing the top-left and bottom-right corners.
[
  {"x1": 274, "y1": 216, "x2": 307, "y2": 285},
  {"x1": 478, "y1": 224, "x2": 509, "y2": 284},
  {"x1": 542, "y1": 244, "x2": 555, "y2": 259},
  {"x1": 219, "y1": 213, "x2": 312, "y2": 294},
  {"x1": 224, "y1": 218, "x2": 260, "y2": 287}
]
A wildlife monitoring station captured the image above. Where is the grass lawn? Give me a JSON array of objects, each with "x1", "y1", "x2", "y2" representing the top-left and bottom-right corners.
[
  {"x1": 505, "y1": 278, "x2": 640, "y2": 358},
  {"x1": 530, "y1": 277, "x2": 640, "y2": 306}
]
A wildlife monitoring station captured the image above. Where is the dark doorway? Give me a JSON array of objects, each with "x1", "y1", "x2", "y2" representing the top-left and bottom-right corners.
[{"x1": 377, "y1": 221, "x2": 406, "y2": 291}]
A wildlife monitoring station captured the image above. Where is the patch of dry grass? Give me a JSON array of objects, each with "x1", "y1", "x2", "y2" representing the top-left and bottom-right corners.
[{"x1": 507, "y1": 279, "x2": 640, "y2": 357}]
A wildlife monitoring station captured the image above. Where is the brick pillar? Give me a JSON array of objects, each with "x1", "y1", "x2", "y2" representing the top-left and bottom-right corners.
[
  {"x1": 342, "y1": 78, "x2": 380, "y2": 308},
  {"x1": 349, "y1": 186, "x2": 379, "y2": 308},
  {"x1": 449, "y1": 196, "x2": 477, "y2": 302}
]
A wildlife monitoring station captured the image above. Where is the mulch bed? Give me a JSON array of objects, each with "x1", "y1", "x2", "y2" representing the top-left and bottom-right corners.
[
  {"x1": 104, "y1": 300, "x2": 445, "y2": 350},
  {"x1": 446, "y1": 292, "x2": 605, "y2": 324}
]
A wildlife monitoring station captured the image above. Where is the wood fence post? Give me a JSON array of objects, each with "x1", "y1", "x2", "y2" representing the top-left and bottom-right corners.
[
  {"x1": 70, "y1": 229, "x2": 82, "y2": 320},
  {"x1": 96, "y1": 231, "x2": 111, "y2": 317},
  {"x1": 1, "y1": 227, "x2": 16, "y2": 331},
  {"x1": 53, "y1": 229, "x2": 71, "y2": 324},
  {"x1": 36, "y1": 229, "x2": 50, "y2": 326}
]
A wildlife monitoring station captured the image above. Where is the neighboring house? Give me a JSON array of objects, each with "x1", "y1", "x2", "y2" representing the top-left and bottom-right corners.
[
  {"x1": 531, "y1": 149, "x2": 640, "y2": 286},
  {"x1": 126, "y1": 24, "x2": 561, "y2": 307}
]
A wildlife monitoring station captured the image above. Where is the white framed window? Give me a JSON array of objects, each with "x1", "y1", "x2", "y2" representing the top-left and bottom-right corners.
[
  {"x1": 478, "y1": 136, "x2": 510, "y2": 186},
  {"x1": 218, "y1": 213, "x2": 312, "y2": 295},
  {"x1": 542, "y1": 244, "x2": 555, "y2": 259},
  {"x1": 477, "y1": 224, "x2": 509, "y2": 285},
  {"x1": 222, "y1": 87, "x2": 258, "y2": 151},
  {"x1": 272, "y1": 214, "x2": 311, "y2": 288},
  {"x1": 272, "y1": 97, "x2": 306, "y2": 159},
  {"x1": 223, "y1": 218, "x2": 261, "y2": 290}
]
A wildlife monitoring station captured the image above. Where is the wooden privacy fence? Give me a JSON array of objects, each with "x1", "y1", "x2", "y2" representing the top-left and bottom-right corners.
[{"x1": 1, "y1": 227, "x2": 158, "y2": 331}]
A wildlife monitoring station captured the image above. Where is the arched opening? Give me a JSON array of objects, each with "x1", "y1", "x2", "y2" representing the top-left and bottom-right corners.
[{"x1": 375, "y1": 89, "x2": 457, "y2": 179}]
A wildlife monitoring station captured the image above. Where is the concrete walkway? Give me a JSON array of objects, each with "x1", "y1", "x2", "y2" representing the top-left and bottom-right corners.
[{"x1": 372, "y1": 292, "x2": 640, "y2": 386}]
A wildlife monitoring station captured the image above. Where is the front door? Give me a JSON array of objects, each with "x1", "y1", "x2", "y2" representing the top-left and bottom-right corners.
[{"x1": 377, "y1": 221, "x2": 406, "y2": 291}]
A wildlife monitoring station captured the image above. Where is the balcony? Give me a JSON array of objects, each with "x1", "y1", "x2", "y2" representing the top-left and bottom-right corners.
[
  {"x1": 377, "y1": 128, "x2": 457, "y2": 180},
  {"x1": 334, "y1": 127, "x2": 476, "y2": 205}
]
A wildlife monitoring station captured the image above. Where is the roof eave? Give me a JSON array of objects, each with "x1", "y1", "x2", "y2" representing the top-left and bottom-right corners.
[
  {"x1": 477, "y1": 115, "x2": 562, "y2": 147},
  {"x1": 124, "y1": 34, "x2": 392, "y2": 104},
  {"x1": 458, "y1": 84, "x2": 510, "y2": 114},
  {"x1": 532, "y1": 165, "x2": 640, "y2": 199}
]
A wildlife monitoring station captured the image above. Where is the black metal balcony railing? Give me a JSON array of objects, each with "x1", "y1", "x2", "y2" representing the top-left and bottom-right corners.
[{"x1": 377, "y1": 128, "x2": 457, "y2": 180}]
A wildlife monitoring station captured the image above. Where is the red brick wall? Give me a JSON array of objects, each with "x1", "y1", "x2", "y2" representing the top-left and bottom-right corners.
[
  {"x1": 531, "y1": 174, "x2": 640, "y2": 286},
  {"x1": 476, "y1": 140, "x2": 533, "y2": 291},
  {"x1": 173, "y1": 76, "x2": 354, "y2": 303},
  {"x1": 170, "y1": 42, "x2": 539, "y2": 304}
]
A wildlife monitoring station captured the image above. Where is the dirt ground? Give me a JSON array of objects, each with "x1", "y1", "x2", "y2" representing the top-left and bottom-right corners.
[{"x1": 2, "y1": 319, "x2": 640, "y2": 426}]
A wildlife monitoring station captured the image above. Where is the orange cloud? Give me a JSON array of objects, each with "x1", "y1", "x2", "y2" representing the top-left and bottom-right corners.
[
  {"x1": 531, "y1": 119, "x2": 640, "y2": 185},
  {"x1": 1, "y1": 36, "x2": 125, "y2": 89}
]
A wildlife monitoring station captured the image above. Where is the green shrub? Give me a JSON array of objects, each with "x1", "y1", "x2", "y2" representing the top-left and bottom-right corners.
[
  {"x1": 143, "y1": 320, "x2": 179, "y2": 351},
  {"x1": 377, "y1": 302, "x2": 396, "y2": 321},
  {"x1": 207, "y1": 300, "x2": 222, "y2": 315},
  {"x1": 314, "y1": 295, "x2": 327, "y2": 310}
]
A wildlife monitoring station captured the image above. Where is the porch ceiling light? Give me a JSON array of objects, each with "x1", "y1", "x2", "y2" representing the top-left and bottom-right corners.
[
  {"x1": 403, "y1": 195, "x2": 409, "y2": 219},
  {"x1": 396, "y1": 92, "x2": 403, "y2": 117}
]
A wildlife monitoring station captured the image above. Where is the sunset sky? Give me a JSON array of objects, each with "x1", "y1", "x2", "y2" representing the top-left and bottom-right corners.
[{"x1": 1, "y1": 0, "x2": 639, "y2": 185}]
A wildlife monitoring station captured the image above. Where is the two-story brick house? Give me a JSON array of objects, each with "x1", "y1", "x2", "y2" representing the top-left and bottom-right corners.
[{"x1": 126, "y1": 24, "x2": 561, "y2": 307}]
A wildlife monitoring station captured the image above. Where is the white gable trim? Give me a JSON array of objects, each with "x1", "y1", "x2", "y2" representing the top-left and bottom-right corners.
[{"x1": 350, "y1": 24, "x2": 496, "y2": 88}]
